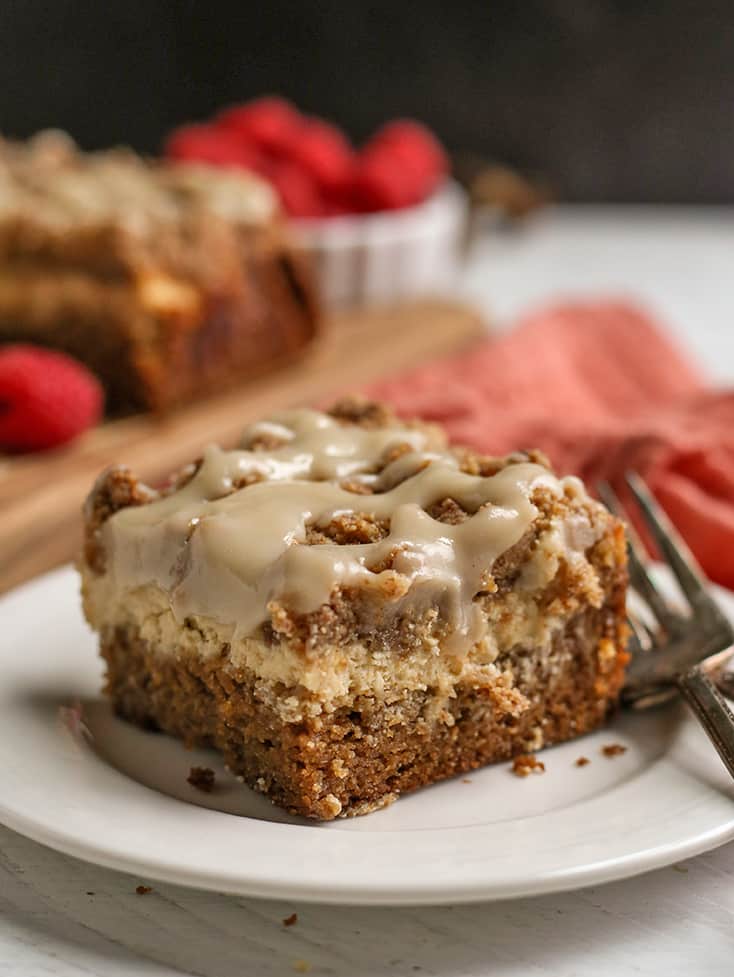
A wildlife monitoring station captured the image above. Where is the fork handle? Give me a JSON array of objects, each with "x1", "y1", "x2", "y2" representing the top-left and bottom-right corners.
[{"x1": 676, "y1": 665, "x2": 734, "y2": 779}]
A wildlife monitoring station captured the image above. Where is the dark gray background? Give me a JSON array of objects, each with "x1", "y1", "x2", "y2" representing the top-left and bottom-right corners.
[{"x1": 1, "y1": 0, "x2": 731, "y2": 202}]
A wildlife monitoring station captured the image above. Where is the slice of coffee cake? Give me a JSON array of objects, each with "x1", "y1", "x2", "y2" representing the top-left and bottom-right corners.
[
  {"x1": 0, "y1": 131, "x2": 318, "y2": 413},
  {"x1": 80, "y1": 399, "x2": 628, "y2": 819}
]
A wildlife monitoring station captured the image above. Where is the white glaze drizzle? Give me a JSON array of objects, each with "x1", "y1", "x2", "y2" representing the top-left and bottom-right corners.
[{"x1": 102, "y1": 409, "x2": 571, "y2": 649}]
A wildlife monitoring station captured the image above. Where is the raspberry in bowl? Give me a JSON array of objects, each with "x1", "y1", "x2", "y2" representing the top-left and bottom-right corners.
[{"x1": 164, "y1": 99, "x2": 468, "y2": 308}]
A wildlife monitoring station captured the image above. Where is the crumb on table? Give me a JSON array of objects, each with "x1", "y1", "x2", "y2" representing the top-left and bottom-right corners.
[
  {"x1": 135, "y1": 885, "x2": 152, "y2": 895},
  {"x1": 187, "y1": 766, "x2": 216, "y2": 792},
  {"x1": 511, "y1": 754, "x2": 546, "y2": 777},
  {"x1": 575, "y1": 756, "x2": 590, "y2": 767},
  {"x1": 292, "y1": 961, "x2": 311, "y2": 974},
  {"x1": 602, "y1": 743, "x2": 627, "y2": 758},
  {"x1": 283, "y1": 912, "x2": 298, "y2": 927}
]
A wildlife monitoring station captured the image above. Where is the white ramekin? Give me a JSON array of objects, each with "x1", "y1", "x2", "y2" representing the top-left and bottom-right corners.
[{"x1": 290, "y1": 180, "x2": 468, "y2": 309}]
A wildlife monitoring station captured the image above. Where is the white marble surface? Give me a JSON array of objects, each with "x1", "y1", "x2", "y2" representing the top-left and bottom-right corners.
[{"x1": 3, "y1": 206, "x2": 734, "y2": 976}]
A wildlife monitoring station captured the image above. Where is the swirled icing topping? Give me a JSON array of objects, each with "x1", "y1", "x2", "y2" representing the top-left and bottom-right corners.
[
  {"x1": 101, "y1": 408, "x2": 575, "y2": 649},
  {"x1": 0, "y1": 131, "x2": 277, "y2": 230}
]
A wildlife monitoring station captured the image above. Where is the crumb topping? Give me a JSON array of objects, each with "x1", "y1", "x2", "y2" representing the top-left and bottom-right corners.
[
  {"x1": 83, "y1": 401, "x2": 613, "y2": 657},
  {"x1": 0, "y1": 131, "x2": 276, "y2": 234},
  {"x1": 83, "y1": 466, "x2": 156, "y2": 573},
  {"x1": 306, "y1": 511, "x2": 390, "y2": 546},
  {"x1": 328, "y1": 397, "x2": 396, "y2": 429},
  {"x1": 425, "y1": 497, "x2": 470, "y2": 525}
]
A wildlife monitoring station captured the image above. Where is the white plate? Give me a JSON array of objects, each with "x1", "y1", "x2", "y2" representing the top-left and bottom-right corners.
[{"x1": 1, "y1": 566, "x2": 733, "y2": 905}]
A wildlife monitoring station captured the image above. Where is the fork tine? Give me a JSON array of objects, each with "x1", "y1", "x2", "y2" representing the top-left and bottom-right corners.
[
  {"x1": 626, "y1": 612, "x2": 651, "y2": 654},
  {"x1": 597, "y1": 481, "x2": 647, "y2": 554},
  {"x1": 598, "y1": 480, "x2": 681, "y2": 633},
  {"x1": 624, "y1": 472, "x2": 714, "y2": 611},
  {"x1": 596, "y1": 480, "x2": 620, "y2": 516},
  {"x1": 626, "y1": 544, "x2": 682, "y2": 634}
]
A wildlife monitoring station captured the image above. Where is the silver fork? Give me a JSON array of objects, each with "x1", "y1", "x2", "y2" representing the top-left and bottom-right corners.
[{"x1": 598, "y1": 472, "x2": 734, "y2": 779}]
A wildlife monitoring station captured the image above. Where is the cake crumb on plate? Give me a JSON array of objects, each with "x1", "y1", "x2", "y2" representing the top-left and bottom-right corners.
[
  {"x1": 511, "y1": 754, "x2": 545, "y2": 777},
  {"x1": 283, "y1": 912, "x2": 298, "y2": 927},
  {"x1": 187, "y1": 766, "x2": 216, "y2": 792},
  {"x1": 575, "y1": 756, "x2": 590, "y2": 767},
  {"x1": 602, "y1": 743, "x2": 627, "y2": 758},
  {"x1": 135, "y1": 885, "x2": 152, "y2": 895}
]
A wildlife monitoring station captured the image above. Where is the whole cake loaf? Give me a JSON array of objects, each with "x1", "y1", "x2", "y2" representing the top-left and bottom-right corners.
[
  {"x1": 0, "y1": 131, "x2": 318, "y2": 412},
  {"x1": 81, "y1": 399, "x2": 628, "y2": 819}
]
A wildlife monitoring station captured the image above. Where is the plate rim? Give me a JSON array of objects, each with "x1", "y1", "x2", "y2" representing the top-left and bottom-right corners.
[
  {"x1": 1, "y1": 793, "x2": 733, "y2": 905},
  {"x1": 1, "y1": 564, "x2": 734, "y2": 906}
]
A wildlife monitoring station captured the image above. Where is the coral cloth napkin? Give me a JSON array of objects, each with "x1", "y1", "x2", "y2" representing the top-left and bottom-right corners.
[{"x1": 365, "y1": 301, "x2": 734, "y2": 590}]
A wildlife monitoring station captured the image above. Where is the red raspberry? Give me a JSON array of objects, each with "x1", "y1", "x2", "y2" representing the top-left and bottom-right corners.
[
  {"x1": 0, "y1": 345, "x2": 104, "y2": 452},
  {"x1": 322, "y1": 198, "x2": 356, "y2": 217},
  {"x1": 287, "y1": 119, "x2": 356, "y2": 196},
  {"x1": 268, "y1": 160, "x2": 324, "y2": 218},
  {"x1": 357, "y1": 119, "x2": 449, "y2": 210},
  {"x1": 372, "y1": 119, "x2": 448, "y2": 175},
  {"x1": 216, "y1": 97, "x2": 303, "y2": 155},
  {"x1": 353, "y1": 149, "x2": 418, "y2": 211},
  {"x1": 164, "y1": 124, "x2": 263, "y2": 171}
]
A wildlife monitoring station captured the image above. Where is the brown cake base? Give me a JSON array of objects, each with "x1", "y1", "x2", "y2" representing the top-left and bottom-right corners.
[
  {"x1": 0, "y1": 242, "x2": 318, "y2": 414},
  {"x1": 100, "y1": 600, "x2": 628, "y2": 820}
]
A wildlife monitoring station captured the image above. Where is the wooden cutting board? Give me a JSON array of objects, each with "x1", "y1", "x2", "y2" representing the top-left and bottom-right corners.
[{"x1": 0, "y1": 299, "x2": 485, "y2": 593}]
